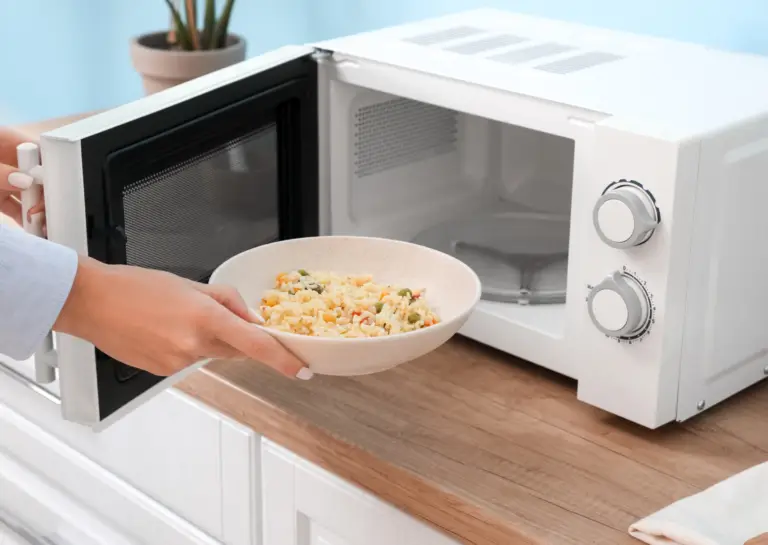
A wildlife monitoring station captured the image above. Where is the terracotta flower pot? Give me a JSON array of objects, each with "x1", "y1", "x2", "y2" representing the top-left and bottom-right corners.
[{"x1": 130, "y1": 32, "x2": 246, "y2": 95}]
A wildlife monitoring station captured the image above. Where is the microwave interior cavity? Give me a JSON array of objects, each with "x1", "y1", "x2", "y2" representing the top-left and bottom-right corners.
[{"x1": 332, "y1": 81, "x2": 575, "y2": 311}]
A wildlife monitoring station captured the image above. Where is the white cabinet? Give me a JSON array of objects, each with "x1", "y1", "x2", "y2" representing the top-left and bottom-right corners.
[
  {"x1": 0, "y1": 363, "x2": 257, "y2": 544},
  {"x1": 0, "y1": 447, "x2": 138, "y2": 545},
  {"x1": 261, "y1": 440, "x2": 460, "y2": 545},
  {"x1": 220, "y1": 417, "x2": 262, "y2": 545},
  {"x1": 0, "y1": 398, "x2": 221, "y2": 545},
  {"x1": 0, "y1": 366, "x2": 221, "y2": 537}
]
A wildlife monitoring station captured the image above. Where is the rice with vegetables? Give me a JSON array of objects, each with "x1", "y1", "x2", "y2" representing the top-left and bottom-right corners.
[{"x1": 258, "y1": 269, "x2": 440, "y2": 337}]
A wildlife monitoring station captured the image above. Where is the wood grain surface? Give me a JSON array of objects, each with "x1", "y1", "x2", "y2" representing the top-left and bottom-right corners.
[{"x1": 178, "y1": 337, "x2": 768, "y2": 545}]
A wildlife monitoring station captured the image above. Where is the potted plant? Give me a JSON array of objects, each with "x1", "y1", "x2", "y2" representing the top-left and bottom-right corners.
[{"x1": 130, "y1": 0, "x2": 245, "y2": 95}]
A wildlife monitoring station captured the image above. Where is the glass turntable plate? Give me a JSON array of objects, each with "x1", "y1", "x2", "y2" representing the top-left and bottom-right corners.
[{"x1": 413, "y1": 211, "x2": 569, "y2": 305}]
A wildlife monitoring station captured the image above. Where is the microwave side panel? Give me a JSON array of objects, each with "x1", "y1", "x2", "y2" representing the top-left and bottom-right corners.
[
  {"x1": 676, "y1": 114, "x2": 768, "y2": 420},
  {"x1": 39, "y1": 44, "x2": 318, "y2": 428}
]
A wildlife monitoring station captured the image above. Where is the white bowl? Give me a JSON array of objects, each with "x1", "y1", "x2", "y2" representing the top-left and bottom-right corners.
[{"x1": 209, "y1": 236, "x2": 482, "y2": 376}]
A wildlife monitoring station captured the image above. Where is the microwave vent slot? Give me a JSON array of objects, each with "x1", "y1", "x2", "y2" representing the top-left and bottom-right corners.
[
  {"x1": 445, "y1": 34, "x2": 527, "y2": 55},
  {"x1": 490, "y1": 43, "x2": 575, "y2": 65},
  {"x1": 535, "y1": 51, "x2": 623, "y2": 74},
  {"x1": 404, "y1": 26, "x2": 484, "y2": 46},
  {"x1": 353, "y1": 98, "x2": 458, "y2": 178}
]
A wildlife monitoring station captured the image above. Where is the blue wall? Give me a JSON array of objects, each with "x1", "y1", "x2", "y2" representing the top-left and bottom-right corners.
[
  {"x1": 2, "y1": 0, "x2": 767, "y2": 125},
  {"x1": 0, "y1": 0, "x2": 311, "y2": 125}
]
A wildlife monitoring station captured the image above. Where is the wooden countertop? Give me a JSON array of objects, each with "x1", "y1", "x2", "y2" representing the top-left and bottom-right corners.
[{"x1": 178, "y1": 338, "x2": 768, "y2": 545}]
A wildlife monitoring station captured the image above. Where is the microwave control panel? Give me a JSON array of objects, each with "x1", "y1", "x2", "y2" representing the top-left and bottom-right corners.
[
  {"x1": 586, "y1": 268, "x2": 655, "y2": 343},
  {"x1": 593, "y1": 180, "x2": 660, "y2": 249}
]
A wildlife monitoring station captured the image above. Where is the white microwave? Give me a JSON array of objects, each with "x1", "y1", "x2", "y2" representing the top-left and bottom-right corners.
[{"x1": 6, "y1": 8, "x2": 768, "y2": 430}]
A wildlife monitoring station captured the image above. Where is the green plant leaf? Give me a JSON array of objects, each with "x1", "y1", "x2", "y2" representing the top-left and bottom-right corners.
[
  {"x1": 201, "y1": 0, "x2": 216, "y2": 49},
  {"x1": 163, "y1": 0, "x2": 193, "y2": 50},
  {"x1": 185, "y1": 0, "x2": 201, "y2": 49},
  {"x1": 211, "y1": 0, "x2": 235, "y2": 49}
]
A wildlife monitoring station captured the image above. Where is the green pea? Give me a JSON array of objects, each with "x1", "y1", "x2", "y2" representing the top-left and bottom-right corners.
[
  {"x1": 310, "y1": 285, "x2": 324, "y2": 294},
  {"x1": 298, "y1": 269, "x2": 309, "y2": 276},
  {"x1": 398, "y1": 288, "x2": 413, "y2": 298},
  {"x1": 407, "y1": 312, "x2": 420, "y2": 324},
  {"x1": 374, "y1": 302, "x2": 384, "y2": 313}
]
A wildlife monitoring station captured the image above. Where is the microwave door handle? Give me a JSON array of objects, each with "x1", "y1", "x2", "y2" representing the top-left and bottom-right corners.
[{"x1": 15, "y1": 143, "x2": 57, "y2": 384}]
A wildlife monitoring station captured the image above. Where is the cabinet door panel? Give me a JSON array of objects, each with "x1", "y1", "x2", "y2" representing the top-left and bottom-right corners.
[
  {"x1": 0, "y1": 369, "x2": 224, "y2": 539},
  {"x1": 221, "y1": 418, "x2": 262, "y2": 545},
  {"x1": 262, "y1": 440, "x2": 297, "y2": 545},
  {"x1": 261, "y1": 440, "x2": 459, "y2": 545},
  {"x1": 0, "y1": 400, "x2": 221, "y2": 545},
  {"x1": 302, "y1": 517, "x2": 353, "y2": 545}
]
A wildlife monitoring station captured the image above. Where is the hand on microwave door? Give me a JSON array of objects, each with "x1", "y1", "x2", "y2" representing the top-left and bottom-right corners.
[
  {"x1": 0, "y1": 127, "x2": 309, "y2": 380},
  {"x1": 53, "y1": 256, "x2": 313, "y2": 379},
  {"x1": 0, "y1": 128, "x2": 45, "y2": 228}
]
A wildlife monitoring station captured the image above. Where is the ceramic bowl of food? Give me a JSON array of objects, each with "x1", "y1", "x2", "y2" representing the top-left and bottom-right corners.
[{"x1": 209, "y1": 236, "x2": 482, "y2": 376}]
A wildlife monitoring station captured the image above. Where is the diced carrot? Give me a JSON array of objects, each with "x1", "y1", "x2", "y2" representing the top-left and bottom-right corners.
[
  {"x1": 323, "y1": 312, "x2": 336, "y2": 323},
  {"x1": 263, "y1": 294, "x2": 280, "y2": 307}
]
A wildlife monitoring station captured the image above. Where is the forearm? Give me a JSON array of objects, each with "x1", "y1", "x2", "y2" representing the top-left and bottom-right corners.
[
  {"x1": 53, "y1": 254, "x2": 108, "y2": 340},
  {"x1": 0, "y1": 222, "x2": 307, "y2": 379},
  {"x1": 0, "y1": 224, "x2": 77, "y2": 360}
]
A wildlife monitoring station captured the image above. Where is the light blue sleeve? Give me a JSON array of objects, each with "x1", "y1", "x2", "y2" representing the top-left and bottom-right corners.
[{"x1": 0, "y1": 224, "x2": 78, "y2": 360}]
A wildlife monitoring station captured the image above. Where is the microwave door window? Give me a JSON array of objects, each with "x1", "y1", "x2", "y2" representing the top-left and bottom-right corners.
[
  {"x1": 121, "y1": 125, "x2": 279, "y2": 282},
  {"x1": 51, "y1": 50, "x2": 318, "y2": 427},
  {"x1": 97, "y1": 125, "x2": 283, "y2": 418}
]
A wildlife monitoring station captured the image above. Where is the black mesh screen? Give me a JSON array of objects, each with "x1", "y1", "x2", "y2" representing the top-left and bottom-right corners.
[{"x1": 121, "y1": 124, "x2": 279, "y2": 281}]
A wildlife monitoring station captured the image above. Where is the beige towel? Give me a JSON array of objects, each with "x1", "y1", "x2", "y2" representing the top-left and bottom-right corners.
[{"x1": 629, "y1": 462, "x2": 768, "y2": 545}]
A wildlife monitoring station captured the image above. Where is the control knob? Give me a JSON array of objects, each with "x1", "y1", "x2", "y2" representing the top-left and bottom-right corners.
[
  {"x1": 593, "y1": 181, "x2": 659, "y2": 248},
  {"x1": 587, "y1": 271, "x2": 651, "y2": 338}
]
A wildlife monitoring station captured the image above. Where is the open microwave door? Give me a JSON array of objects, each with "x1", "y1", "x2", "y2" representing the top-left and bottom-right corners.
[{"x1": 36, "y1": 45, "x2": 318, "y2": 430}]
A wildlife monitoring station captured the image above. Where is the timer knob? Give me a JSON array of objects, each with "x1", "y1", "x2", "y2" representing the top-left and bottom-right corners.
[
  {"x1": 593, "y1": 181, "x2": 659, "y2": 248},
  {"x1": 587, "y1": 271, "x2": 650, "y2": 338}
]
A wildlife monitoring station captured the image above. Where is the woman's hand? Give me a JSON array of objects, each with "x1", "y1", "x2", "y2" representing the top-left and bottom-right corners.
[
  {"x1": 0, "y1": 127, "x2": 44, "y2": 226},
  {"x1": 54, "y1": 256, "x2": 312, "y2": 380}
]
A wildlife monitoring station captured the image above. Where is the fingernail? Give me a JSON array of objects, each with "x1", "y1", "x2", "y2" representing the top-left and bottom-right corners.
[
  {"x1": 7, "y1": 172, "x2": 33, "y2": 190},
  {"x1": 296, "y1": 367, "x2": 314, "y2": 380},
  {"x1": 248, "y1": 307, "x2": 265, "y2": 324}
]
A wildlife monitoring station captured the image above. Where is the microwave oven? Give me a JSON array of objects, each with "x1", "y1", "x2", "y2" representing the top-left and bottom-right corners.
[{"x1": 5, "y1": 8, "x2": 768, "y2": 430}]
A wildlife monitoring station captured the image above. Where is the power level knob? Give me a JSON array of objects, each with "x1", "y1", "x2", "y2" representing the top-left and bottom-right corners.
[
  {"x1": 587, "y1": 271, "x2": 650, "y2": 338},
  {"x1": 593, "y1": 181, "x2": 659, "y2": 248}
]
